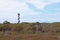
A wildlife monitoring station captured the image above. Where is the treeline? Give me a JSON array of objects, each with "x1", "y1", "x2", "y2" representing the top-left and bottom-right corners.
[{"x1": 0, "y1": 21, "x2": 60, "y2": 34}]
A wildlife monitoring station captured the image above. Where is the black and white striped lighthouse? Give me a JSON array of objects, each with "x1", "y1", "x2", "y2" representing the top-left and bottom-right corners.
[{"x1": 18, "y1": 13, "x2": 20, "y2": 23}]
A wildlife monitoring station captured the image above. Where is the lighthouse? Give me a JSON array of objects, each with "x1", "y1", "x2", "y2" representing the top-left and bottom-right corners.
[{"x1": 18, "y1": 13, "x2": 20, "y2": 23}]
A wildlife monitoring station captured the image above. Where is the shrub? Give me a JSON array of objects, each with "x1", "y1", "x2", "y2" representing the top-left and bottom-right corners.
[{"x1": 3, "y1": 21, "x2": 10, "y2": 24}]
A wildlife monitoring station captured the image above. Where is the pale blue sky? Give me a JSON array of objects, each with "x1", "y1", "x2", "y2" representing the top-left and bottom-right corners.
[{"x1": 0, "y1": 0, "x2": 60, "y2": 23}]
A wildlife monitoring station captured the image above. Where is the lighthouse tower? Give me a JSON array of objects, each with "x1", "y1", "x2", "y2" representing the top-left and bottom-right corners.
[{"x1": 18, "y1": 13, "x2": 20, "y2": 23}]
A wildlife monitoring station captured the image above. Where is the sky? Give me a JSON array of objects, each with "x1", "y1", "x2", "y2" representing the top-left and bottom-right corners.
[{"x1": 0, "y1": 0, "x2": 60, "y2": 23}]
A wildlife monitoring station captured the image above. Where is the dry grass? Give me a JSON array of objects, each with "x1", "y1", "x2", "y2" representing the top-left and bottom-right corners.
[
  {"x1": 0, "y1": 33, "x2": 59, "y2": 40},
  {"x1": 0, "y1": 23, "x2": 60, "y2": 40}
]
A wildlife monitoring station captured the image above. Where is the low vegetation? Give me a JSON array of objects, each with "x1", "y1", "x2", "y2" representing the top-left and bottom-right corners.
[{"x1": 0, "y1": 21, "x2": 60, "y2": 40}]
